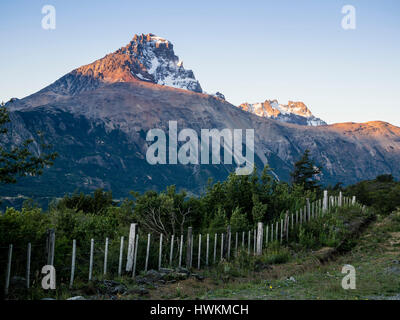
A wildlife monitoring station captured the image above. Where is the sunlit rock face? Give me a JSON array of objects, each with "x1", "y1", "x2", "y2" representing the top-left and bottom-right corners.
[{"x1": 238, "y1": 100, "x2": 327, "y2": 126}]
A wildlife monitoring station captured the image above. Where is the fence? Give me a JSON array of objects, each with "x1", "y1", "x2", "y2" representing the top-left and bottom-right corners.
[{"x1": 3, "y1": 191, "x2": 363, "y2": 295}]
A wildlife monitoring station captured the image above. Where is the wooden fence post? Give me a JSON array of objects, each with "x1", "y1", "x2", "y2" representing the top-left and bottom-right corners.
[
  {"x1": 227, "y1": 225, "x2": 231, "y2": 260},
  {"x1": 47, "y1": 229, "x2": 55, "y2": 266},
  {"x1": 352, "y1": 196, "x2": 356, "y2": 205},
  {"x1": 286, "y1": 216, "x2": 289, "y2": 243},
  {"x1": 169, "y1": 235, "x2": 174, "y2": 267},
  {"x1": 26, "y1": 242, "x2": 31, "y2": 289},
  {"x1": 178, "y1": 234, "x2": 183, "y2": 268},
  {"x1": 220, "y1": 233, "x2": 224, "y2": 261},
  {"x1": 253, "y1": 229, "x2": 256, "y2": 255},
  {"x1": 306, "y1": 198, "x2": 311, "y2": 222},
  {"x1": 69, "y1": 240, "x2": 76, "y2": 288},
  {"x1": 118, "y1": 236, "x2": 124, "y2": 277},
  {"x1": 190, "y1": 234, "x2": 194, "y2": 268},
  {"x1": 89, "y1": 239, "x2": 94, "y2": 281},
  {"x1": 235, "y1": 232, "x2": 238, "y2": 257},
  {"x1": 158, "y1": 234, "x2": 163, "y2": 270},
  {"x1": 126, "y1": 223, "x2": 137, "y2": 272},
  {"x1": 275, "y1": 222, "x2": 278, "y2": 241},
  {"x1": 339, "y1": 192, "x2": 343, "y2": 207},
  {"x1": 242, "y1": 232, "x2": 245, "y2": 248},
  {"x1": 198, "y1": 234, "x2": 202, "y2": 270},
  {"x1": 323, "y1": 190, "x2": 328, "y2": 213},
  {"x1": 104, "y1": 237, "x2": 109, "y2": 276},
  {"x1": 213, "y1": 233, "x2": 217, "y2": 264},
  {"x1": 256, "y1": 222, "x2": 263, "y2": 255},
  {"x1": 145, "y1": 234, "x2": 151, "y2": 272},
  {"x1": 133, "y1": 234, "x2": 139, "y2": 278},
  {"x1": 227, "y1": 230, "x2": 231, "y2": 260},
  {"x1": 248, "y1": 230, "x2": 251, "y2": 255},
  {"x1": 186, "y1": 227, "x2": 193, "y2": 269},
  {"x1": 265, "y1": 225, "x2": 269, "y2": 246},
  {"x1": 206, "y1": 234, "x2": 210, "y2": 266},
  {"x1": 271, "y1": 223, "x2": 273, "y2": 243},
  {"x1": 280, "y1": 219, "x2": 283, "y2": 244},
  {"x1": 5, "y1": 244, "x2": 12, "y2": 295}
]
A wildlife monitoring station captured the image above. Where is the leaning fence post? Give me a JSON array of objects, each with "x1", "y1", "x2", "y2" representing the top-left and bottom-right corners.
[
  {"x1": 178, "y1": 234, "x2": 183, "y2": 268},
  {"x1": 186, "y1": 227, "x2": 193, "y2": 269},
  {"x1": 118, "y1": 236, "x2": 124, "y2": 277},
  {"x1": 256, "y1": 222, "x2": 263, "y2": 255},
  {"x1": 158, "y1": 234, "x2": 163, "y2": 270},
  {"x1": 104, "y1": 237, "x2": 109, "y2": 276},
  {"x1": 126, "y1": 223, "x2": 137, "y2": 272},
  {"x1": 133, "y1": 234, "x2": 139, "y2": 278},
  {"x1": 26, "y1": 242, "x2": 31, "y2": 289},
  {"x1": 69, "y1": 240, "x2": 76, "y2": 288},
  {"x1": 198, "y1": 234, "x2": 202, "y2": 270},
  {"x1": 89, "y1": 239, "x2": 94, "y2": 281},
  {"x1": 169, "y1": 235, "x2": 174, "y2": 267},
  {"x1": 145, "y1": 234, "x2": 151, "y2": 272},
  {"x1": 206, "y1": 234, "x2": 210, "y2": 266},
  {"x1": 5, "y1": 244, "x2": 13, "y2": 295}
]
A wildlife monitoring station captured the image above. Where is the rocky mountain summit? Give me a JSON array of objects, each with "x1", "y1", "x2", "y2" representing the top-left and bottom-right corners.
[
  {"x1": 8, "y1": 34, "x2": 202, "y2": 111},
  {"x1": 238, "y1": 100, "x2": 327, "y2": 126}
]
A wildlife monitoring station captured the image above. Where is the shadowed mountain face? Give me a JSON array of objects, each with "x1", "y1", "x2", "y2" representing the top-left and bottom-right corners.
[{"x1": 2, "y1": 34, "x2": 400, "y2": 206}]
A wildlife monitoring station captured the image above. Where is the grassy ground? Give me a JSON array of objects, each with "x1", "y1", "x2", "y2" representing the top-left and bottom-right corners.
[{"x1": 132, "y1": 208, "x2": 400, "y2": 300}]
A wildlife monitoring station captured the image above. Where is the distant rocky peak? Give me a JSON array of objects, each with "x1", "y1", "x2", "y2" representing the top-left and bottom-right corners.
[{"x1": 238, "y1": 99, "x2": 326, "y2": 126}]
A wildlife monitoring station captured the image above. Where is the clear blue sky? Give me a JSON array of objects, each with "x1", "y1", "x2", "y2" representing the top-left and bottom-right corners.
[{"x1": 1, "y1": 0, "x2": 399, "y2": 125}]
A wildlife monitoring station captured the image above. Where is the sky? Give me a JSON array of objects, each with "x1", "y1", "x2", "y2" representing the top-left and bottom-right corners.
[{"x1": 0, "y1": 0, "x2": 399, "y2": 126}]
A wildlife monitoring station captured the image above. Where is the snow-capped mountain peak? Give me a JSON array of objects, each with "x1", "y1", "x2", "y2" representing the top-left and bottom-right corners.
[
  {"x1": 238, "y1": 100, "x2": 326, "y2": 126},
  {"x1": 33, "y1": 33, "x2": 203, "y2": 98},
  {"x1": 119, "y1": 33, "x2": 202, "y2": 92}
]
